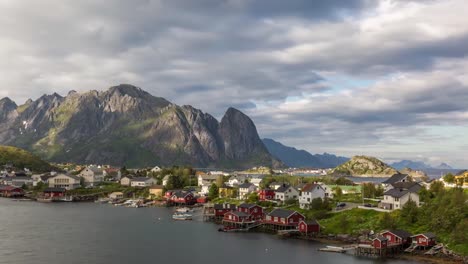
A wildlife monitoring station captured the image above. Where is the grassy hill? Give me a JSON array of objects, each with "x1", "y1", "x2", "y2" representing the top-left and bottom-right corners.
[
  {"x1": 330, "y1": 155, "x2": 398, "y2": 177},
  {"x1": 0, "y1": 145, "x2": 54, "y2": 173}
]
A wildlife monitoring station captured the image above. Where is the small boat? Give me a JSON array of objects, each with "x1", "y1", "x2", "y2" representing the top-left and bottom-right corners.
[
  {"x1": 95, "y1": 198, "x2": 110, "y2": 203},
  {"x1": 175, "y1": 207, "x2": 192, "y2": 213},
  {"x1": 172, "y1": 213, "x2": 193, "y2": 220},
  {"x1": 57, "y1": 196, "x2": 74, "y2": 202}
]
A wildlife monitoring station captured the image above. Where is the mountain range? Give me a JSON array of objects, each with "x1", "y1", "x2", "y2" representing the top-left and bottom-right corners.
[
  {"x1": 390, "y1": 160, "x2": 453, "y2": 170},
  {"x1": 0, "y1": 84, "x2": 281, "y2": 169},
  {"x1": 262, "y1": 138, "x2": 349, "y2": 168}
]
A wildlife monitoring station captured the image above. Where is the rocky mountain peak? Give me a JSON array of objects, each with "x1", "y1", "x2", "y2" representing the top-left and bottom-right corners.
[{"x1": 0, "y1": 97, "x2": 17, "y2": 111}]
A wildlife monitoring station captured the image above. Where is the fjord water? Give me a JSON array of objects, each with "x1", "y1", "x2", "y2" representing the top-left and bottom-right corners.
[{"x1": 0, "y1": 200, "x2": 416, "y2": 264}]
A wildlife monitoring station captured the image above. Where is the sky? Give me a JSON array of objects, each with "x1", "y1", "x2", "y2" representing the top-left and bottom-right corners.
[{"x1": 0, "y1": 0, "x2": 467, "y2": 168}]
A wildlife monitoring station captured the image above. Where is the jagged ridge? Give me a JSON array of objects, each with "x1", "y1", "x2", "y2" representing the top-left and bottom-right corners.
[{"x1": 0, "y1": 84, "x2": 280, "y2": 169}]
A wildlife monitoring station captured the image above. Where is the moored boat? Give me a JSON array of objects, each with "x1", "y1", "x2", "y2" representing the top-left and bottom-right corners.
[{"x1": 172, "y1": 213, "x2": 193, "y2": 220}]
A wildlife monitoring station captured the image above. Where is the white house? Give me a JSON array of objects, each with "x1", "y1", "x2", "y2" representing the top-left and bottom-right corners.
[
  {"x1": 120, "y1": 176, "x2": 133, "y2": 186},
  {"x1": 227, "y1": 175, "x2": 246, "y2": 187},
  {"x1": 150, "y1": 166, "x2": 162, "y2": 173},
  {"x1": 238, "y1": 182, "x2": 257, "y2": 199},
  {"x1": 299, "y1": 183, "x2": 326, "y2": 209},
  {"x1": 275, "y1": 184, "x2": 299, "y2": 202},
  {"x1": 79, "y1": 166, "x2": 105, "y2": 187},
  {"x1": 198, "y1": 174, "x2": 218, "y2": 187},
  {"x1": 269, "y1": 182, "x2": 284, "y2": 190},
  {"x1": 130, "y1": 177, "x2": 157, "y2": 187},
  {"x1": 162, "y1": 175, "x2": 171, "y2": 186},
  {"x1": 381, "y1": 188, "x2": 420, "y2": 211},
  {"x1": 47, "y1": 174, "x2": 81, "y2": 190},
  {"x1": 249, "y1": 176, "x2": 264, "y2": 187}
]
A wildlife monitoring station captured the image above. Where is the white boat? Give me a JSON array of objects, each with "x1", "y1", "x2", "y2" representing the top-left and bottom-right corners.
[
  {"x1": 175, "y1": 207, "x2": 192, "y2": 213},
  {"x1": 172, "y1": 213, "x2": 193, "y2": 220}
]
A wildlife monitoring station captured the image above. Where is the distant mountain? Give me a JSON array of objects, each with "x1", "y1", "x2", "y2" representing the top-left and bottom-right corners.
[
  {"x1": 0, "y1": 84, "x2": 281, "y2": 169},
  {"x1": 0, "y1": 145, "x2": 54, "y2": 173},
  {"x1": 262, "y1": 138, "x2": 349, "y2": 168},
  {"x1": 330, "y1": 155, "x2": 398, "y2": 177},
  {"x1": 391, "y1": 160, "x2": 431, "y2": 170},
  {"x1": 435, "y1": 163, "x2": 453, "y2": 170}
]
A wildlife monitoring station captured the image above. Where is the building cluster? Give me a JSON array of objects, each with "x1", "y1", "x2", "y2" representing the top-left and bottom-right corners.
[{"x1": 211, "y1": 202, "x2": 320, "y2": 235}]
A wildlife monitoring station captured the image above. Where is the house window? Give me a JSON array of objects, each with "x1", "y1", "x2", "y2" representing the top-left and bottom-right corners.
[
  {"x1": 394, "y1": 198, "x2": 399, "y2": 202},
  {"x1": 307, "y1": 198, "x2": 310, "y2": 202}
]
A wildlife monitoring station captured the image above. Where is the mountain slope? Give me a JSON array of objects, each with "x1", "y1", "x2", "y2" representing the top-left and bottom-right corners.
[
  {"x1": 0, "y1": 84, "x2": 279, "y2": 169},
  {"x1": 262, "y1": 138, "x2": 348, "y2": 168},
  {"x1": 330, "y1": 155, "x2": 398, "y2": 177},
  {"x1": 0, "y1": 145, "x2": 54, "y2": 172}
]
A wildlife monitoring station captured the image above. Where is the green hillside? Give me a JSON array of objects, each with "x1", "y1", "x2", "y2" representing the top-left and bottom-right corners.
[{"x1": 0, "y1": 145, "x2": 54, "y2": 172}]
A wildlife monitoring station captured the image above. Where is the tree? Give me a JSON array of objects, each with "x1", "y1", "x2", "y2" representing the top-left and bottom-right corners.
[
  {"x1": 311, "y1": 197, "x2": 324, "y2": 210},
  {"x1": 429, "y1": 181, "x2": 445, "y2": 194},
  {"x1": 246, "y1": 192, "x2": 259, "y2": 203},
  {"x1": 208, "y1": 184, "x2": 219, "y2": 200},
  {"x1": 362, "y1": 183, "x2": 377, "y2": 198},
  {"x1": 166, "y1": 175, "x2": 183, "y2": 190},
  {"x1": 333, "y1": 186, "x2": 343, "y2": 199},
  {"x1": 375, "y1": 185, "x2": 384, "y2": 197},
  {"x1": 379, "y1": 213, "x2": 396, "y2": 229},
  {"x1": 443, "y1": 173, "x2": 455, "y2": 183},
  {"x1": 401, "y1": 199, "x2": 419, "y2": 224}
]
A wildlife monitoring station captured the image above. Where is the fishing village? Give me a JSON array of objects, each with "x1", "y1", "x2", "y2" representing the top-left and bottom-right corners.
[{"x1": 1, "y1": 161, "x2": 467, "y2": 263}]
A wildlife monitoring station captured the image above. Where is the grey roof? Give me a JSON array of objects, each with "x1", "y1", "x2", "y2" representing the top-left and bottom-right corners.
[
  {"x1": 11, "y1": 176, "x2": 32, "y2": 181},
  {"x1": 51, "y1": 174, "x2": 80, "y2": 181},
  {"x1": 87, "y1": 166, "x2": 104, "y2": 174},
  {"x1": 301, "y1": 183, "x2": 322, "y2": 192},
  {"x1": 239, "y1": 182, "x2": 254, "y2": 189},
  {"x1": 132, "y1": 177, "x2": 154, "y2": 182},
  {"x1": 374, "y1": 236, "x2": 388, "y2": 241},
  {"x1": 391, "y1": 182, "x2": 422, "y2": 193},
  {"x1": 386, "y1": 229, "x2": 412, "y2": 239},
  {"x1": 172, "y1": 191, "x2": 192, "y2": 198},
  {"x1": 301, "y1": 219, "x2": 319, "y2": 225},
  {"x1": 214, "y1": 204, "x2": 237, "y2": 210},
  {"x1": 276, "y1": 184, "x2": 292, "y2": 193},
  {"x1": 384, "y1": 188, "x2": 409, "y2": 198},
  {"x1": 413, "y1": 232, "x2": 436, "y2": 239},
  {"x1": 238, "y1": 203, "x2": 258, "y2": 209},
  {"x1": 40, "y1": 175, "x2": 54, "y2": 181},
  {"x1": 382, "y1": 174, "x2": 409, "y2": 184},
  {"x1": 230, "y1": 211, "x2": 249, "y2": 217},
  {"x1": 267, "y1": 208, "x2": 300, "y2": 218}
]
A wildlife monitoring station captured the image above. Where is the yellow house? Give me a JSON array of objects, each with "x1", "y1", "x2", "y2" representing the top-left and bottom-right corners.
[
  {"x1": 219, "y1": 186, "x2": 235, "y2": 198},
  {"x1": 149, "y1": 185, "x2": 164, "y2": 198},
  {"x1": 455, "y1": 171, "x2": 468, "y2": 187}
]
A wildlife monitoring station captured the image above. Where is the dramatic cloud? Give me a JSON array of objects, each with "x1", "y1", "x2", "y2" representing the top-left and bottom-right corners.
[{"x1": 0, "y1": 0, "x2": 467, "y2": 167}]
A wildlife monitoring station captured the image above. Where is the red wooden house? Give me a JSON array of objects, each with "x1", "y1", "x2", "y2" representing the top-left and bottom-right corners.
[
  {"x1": 238, "y1": 203, "x2": 263, "y2": 220},
  {"x1": 43, "y1": 187, "x2": 66, "y2": 198},
  {"x1": 214, "y1": 203, "x2": 237, "y2": 218},
  {"x1": 223, "y1": 211, "x2": 252, "y2": 223},
  {"x1": 411, "y1": 233, "x2": 437, "y2": 247},
  {"x1": 298, "y1": 220, "x2": 320, "y2": 235},
  {"x1": 373, "y1": 236, "x2": 388, "y2": 249},
  {"x1": 0, "y1": 185, "x2": 24, "y2": 197},
  {"x1": 264, "y1": 209, "x2": 305, "y2": 229},
  {"x1": 169, "y1": 191, "x2": 196, "y2": 205},
  {"x1": 258, "y1": 189, "x2": 275, "y2": 201},
  {"x1": 381, "y1": 230, "x2": 412, "y2": 246}
]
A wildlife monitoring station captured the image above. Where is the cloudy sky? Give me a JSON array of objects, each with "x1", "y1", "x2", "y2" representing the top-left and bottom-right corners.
[{"x1": 1, "y1": 0, "x2": 467, "y2": 168}]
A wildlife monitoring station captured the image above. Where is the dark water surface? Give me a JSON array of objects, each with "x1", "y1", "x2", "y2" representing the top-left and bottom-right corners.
[{"x1": 0, "y1": 199, "x2": 417, "y2": 264}]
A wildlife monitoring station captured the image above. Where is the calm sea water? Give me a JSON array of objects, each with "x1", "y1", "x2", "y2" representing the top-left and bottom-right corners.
[{"x1": 0, "y1": 199, "x2": 417, "y2": 264}]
